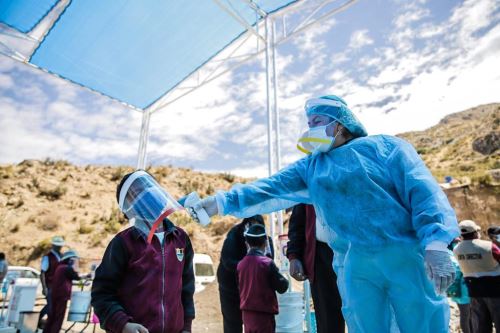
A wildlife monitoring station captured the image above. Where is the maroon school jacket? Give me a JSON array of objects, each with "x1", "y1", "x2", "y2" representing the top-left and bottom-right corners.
[
  {"x1": 50, "y1": 263, "x2": 79, "y2": 301},
  {"x1": 91, "y1": 221, "x2": 195, "y2": 333},
  {"x1": 237, "y1": 249, "x2": 289, "y2": 315}
]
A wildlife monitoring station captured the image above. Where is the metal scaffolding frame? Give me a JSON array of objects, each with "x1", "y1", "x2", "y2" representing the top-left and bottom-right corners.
[
  {"x1": 1, "y1": 0, "x2": 357, "y2": 236},
  {"x1": 140, "y1": 0, "x2": 358, "y2": 239}
]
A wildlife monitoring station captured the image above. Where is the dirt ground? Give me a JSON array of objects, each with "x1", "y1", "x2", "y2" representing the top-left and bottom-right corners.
[
  {"x1": 192, "y1": 282, "x2": 223, "y2": 332},
  {"x1": 4, "y1": 281, "x2": 477, "y2": 333}
]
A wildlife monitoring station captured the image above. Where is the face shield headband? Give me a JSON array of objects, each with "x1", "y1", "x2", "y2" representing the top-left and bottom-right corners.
[
  {"x1": 118, "y1": 171, "x2": 183, "y2": 244},
  {"x1": 305, "y1": 98, "x2": 344, "y2": 114},
  {"x1": 243, "y1": 229, "x2": 267, "y2": 237}
]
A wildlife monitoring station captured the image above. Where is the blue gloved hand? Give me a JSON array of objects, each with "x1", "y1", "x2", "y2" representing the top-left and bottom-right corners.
[
  {"x1": 183, "y1": 192, "x2": 214, "y2": 226},
  {"x1": 424, "y1": 250, "x2": 455, "y2": 295},
  {"x1": 195, "y1": 195, "x2": 218, "y2": 217}
]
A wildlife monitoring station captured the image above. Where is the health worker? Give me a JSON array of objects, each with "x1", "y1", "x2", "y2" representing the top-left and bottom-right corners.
[{"x1": 195, "y1": 95, "x2": 460, "y2": 333}]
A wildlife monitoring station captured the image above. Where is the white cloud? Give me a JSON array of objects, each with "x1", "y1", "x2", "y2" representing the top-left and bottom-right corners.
[
  {"x1": 393, "y1": 3, "x2": 430, "y2": 29},
  {"x1": 348, "y1": 30, "x2": 374, "y2": 49},
  {"x1": 0, "y1": 73, "x2": 14, "y2": 89},
  {"x1": 335, "y1": 0, "x2": 500, "y2": 137},
  {"x1": 1, "y1": 0, "x2": 499, "y2": 179}
]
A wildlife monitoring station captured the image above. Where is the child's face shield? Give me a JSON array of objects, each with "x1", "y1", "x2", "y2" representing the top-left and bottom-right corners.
[{"x1": 119, "y1": 171, "x2": 182, "y2": 223}]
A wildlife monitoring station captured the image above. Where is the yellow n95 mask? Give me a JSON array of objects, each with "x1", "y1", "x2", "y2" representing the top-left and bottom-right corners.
[{"x1": 297, "y1": 121, "x2": 338, "y2": 154}]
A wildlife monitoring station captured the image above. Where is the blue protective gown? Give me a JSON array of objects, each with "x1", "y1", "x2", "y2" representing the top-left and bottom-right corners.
[{"x1": 216, "y1": 135, "x2": 459, "y2": 333}]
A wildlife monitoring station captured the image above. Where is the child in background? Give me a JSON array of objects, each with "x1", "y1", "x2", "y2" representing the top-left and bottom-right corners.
[
  {"x1": 43, "y1": 250, "x2": 85, "y2": 333},
  {"x1": 91, "y1": 170, "x2": 195, "y2": 333},
  {"x1": 237, "y1": 224, "x2": 289, "y2": 333}
]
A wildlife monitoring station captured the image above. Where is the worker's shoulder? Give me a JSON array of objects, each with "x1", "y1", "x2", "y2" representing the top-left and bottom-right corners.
[
  {"x1": 454, "y1": 239, "x2": 492, "y2": 252},
  {"x1": 472, "y1": 238, "x2": 493, "y2": 248},
  {"x1": 350, "y1": 135, "x2": 412, "y2": 155}
]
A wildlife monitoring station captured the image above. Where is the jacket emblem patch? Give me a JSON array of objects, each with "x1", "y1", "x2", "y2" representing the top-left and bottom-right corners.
[{"x1": 176, "y1": 248, "x2": 184, "y2": 262}]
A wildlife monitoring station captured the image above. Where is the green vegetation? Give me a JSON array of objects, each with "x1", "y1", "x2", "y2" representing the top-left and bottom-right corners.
[{"x1": 78, "y1": 222, "x2": 94, "y2": 234}]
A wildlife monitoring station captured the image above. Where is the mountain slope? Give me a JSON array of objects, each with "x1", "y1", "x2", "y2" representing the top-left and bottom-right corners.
[{"x1": 0, "y1": 103, "x2": 498, "y2": 268}]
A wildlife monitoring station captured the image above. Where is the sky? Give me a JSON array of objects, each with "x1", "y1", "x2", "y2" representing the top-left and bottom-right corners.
[{"x1": 1, "y1": 0, "x2": 499, "y2": 178}]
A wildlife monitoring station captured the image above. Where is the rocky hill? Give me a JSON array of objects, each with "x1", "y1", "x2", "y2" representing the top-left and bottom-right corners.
[
  {"x1": 0, "y1": 161, "x2": 244, "y2": 268},
  {"x1": 399, "y1": 103, "x2": 499, "y2": 227},
  {"x1": 0, "y1": 103, "x2": 498, "y2": 269}
]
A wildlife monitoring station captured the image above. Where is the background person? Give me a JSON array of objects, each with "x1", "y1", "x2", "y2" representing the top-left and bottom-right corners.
[
  {"x1": 0, "y1": 253, "x2": 8, "y2": 287},
  {"x1": 237, "y1": 224, "x2": 288, "y2": 333},
  {"x1": 38, "y1": 236, "x2": 65, "y2": 328},
  {"x1": 487, "y1": 226, "x2": 500, "y2": 247},
  {"x1": 453, "y1": 220, "x2": 500, "y2": 333},
  {"x1": 43, "y1": 250, "x2": 86, "y2": 333},
  {"x1": 217, "y1": 215, "x2": 273, "y2": 333},
  {"x1": 286, "y1": 204, "x2": 344, "y2": 333},
  {"x1": 195, "y1": 94, "x2": 459, "y2": 333}
]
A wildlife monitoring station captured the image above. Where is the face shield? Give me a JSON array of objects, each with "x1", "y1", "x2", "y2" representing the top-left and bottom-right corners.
[
  {"x1": 118, "y1": 171, "x2": 183, "y2": 243},
  {"x1": 305, "y1": 96, "x2": 368, "y2": 138}
]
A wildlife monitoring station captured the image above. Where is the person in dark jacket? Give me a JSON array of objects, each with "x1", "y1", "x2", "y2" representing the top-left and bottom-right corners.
[
  {"x1": 286, "y1": 204, "x2": 344, "y2": 333},
  {"x1": 91, "y1": 171, "x2": 195, "y2": 333},
  {"x1": 38, "y1": 236, "x2": 65, "y2": 329},
  {"x1": 43, "y1": 250, "x2": 83, "y2": 333},
  {"x1": 217, "y1": 215, "x2": 273, "y2": 333},
  {"x1": 237, "y1": 224, "x2": 288, "y2": 333}
]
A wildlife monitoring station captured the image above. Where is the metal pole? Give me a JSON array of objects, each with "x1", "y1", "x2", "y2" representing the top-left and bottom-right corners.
[
  {"x1": 264, "y1": 16, "x2": 276, "y2": 244},
  {"x1": 137, "y1": 110, "x2": 152, "y2": 169},
  {"x1": 271, "y1": 19, "x2": 285, "y2": 236},
  {"x1": 271, "y1": 19, "x2": 281, "y2": 172}
]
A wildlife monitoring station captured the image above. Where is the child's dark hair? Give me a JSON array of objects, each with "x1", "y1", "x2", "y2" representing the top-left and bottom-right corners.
[
  {"x1": 242, "y1": 215, "x2": 264, "y2": 226},
  {"x1": 0, "y1": 253, "x2": 5, "y2": 260},
  {"x1": 245, "y1": 235, "x2": 267, "y2": 248},
  {"x1": 116, "y1": 173, "x2": 133, "y2": 204}
]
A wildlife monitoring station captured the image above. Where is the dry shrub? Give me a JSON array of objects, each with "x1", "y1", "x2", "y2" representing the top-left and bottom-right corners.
[
  {"x1": 221, "y1": 172, "x2": 235, "y2": 183},
  {"x1": 102, "y1": 208, "x2": 128, "y2": 234},
  {"x1": 205, "y1": 184, "x2": 215, "y2": 195},
  {"x1": 180, "y1": 179, "x2": 201, "y2": 194},
  {"x1": 110, "y1": 167, "x2": 126, "y2": 182},
  {"x1": 169, "y1": 211, "x2": 192, "y2": 227},
  {"x1": 209, "y1": 220, "x2": 232, "y2": 236},
  {"x1": 78, "y1": 223, "x2": 94, "y2": 234},
  {"x1": 39, "y1": 185, "x2": 67, "y2": 201},
  {"x1": 40, "y1": 216, "x2": 59, "y2": 231},
  {"x1": 0, "y1": 165, "x2": 14, "y2": 179},
  {"x1": 26, "y1": 238, "x2": 52, "y2": 263},
  {"x1": 43, "y1": 158, "x2": 70, "y2": 170},
  {"x1": 89, "y1": 233, "x2": 103, "y2": 247},
  {"x1": 7, "y1": 197, "x2": 24, "y2": 208}
]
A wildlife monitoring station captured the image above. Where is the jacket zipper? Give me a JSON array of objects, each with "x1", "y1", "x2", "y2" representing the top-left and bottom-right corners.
[{"x1": 161, "y1": 239, "x2": 166, "y2": 333}]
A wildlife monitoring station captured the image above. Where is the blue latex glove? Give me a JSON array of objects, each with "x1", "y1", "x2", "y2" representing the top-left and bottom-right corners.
[
  {"x1": 424, "y1": 250, "x2": 455, "y2": 295},
  {"x1": 195, "y1": 195, "x2": 218, "y2": 217}
]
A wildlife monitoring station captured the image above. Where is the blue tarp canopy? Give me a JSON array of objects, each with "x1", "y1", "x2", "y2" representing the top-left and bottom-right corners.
[
  {"x1": 0, "y1": 0, "x2": 58, "y2": 33},
  {"x1": 0, "y1": 0, "x2": 297, "y2": 109}
]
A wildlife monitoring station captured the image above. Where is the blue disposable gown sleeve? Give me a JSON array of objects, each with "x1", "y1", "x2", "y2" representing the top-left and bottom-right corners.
[
  {"x1": 387, "y1": 139, "x2": 459, "y2": 247},
  {"x1": 216, "y1": 159, "x2": 311, "y2": 218}
]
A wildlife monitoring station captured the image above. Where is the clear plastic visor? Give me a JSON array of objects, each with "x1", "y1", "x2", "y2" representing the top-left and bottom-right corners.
[{"x1": 120, "y1": 174, "x2": 182, "y2": 222}]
